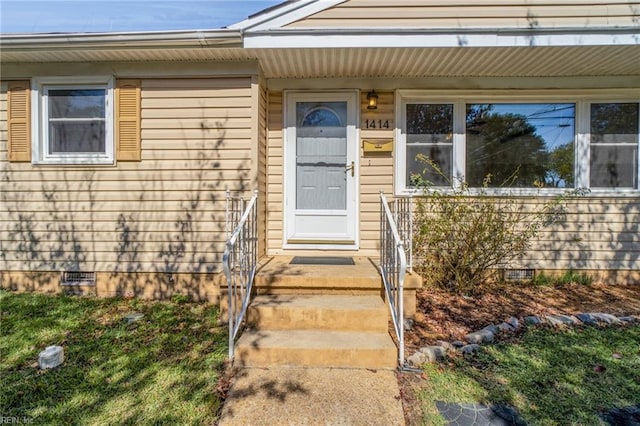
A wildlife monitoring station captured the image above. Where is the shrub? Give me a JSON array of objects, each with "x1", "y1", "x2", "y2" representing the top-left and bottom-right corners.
[{"x1": 412, "y1": 156, "x2": 583, "y2": 294}]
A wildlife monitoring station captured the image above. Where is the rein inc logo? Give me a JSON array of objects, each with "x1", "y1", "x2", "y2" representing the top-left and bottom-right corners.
[{"x1": 0, "y1": 418, "x2": 33, "y2": 424}]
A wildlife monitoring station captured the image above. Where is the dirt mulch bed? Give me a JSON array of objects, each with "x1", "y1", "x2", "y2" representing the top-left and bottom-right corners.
[{"x1": 405, "y1": 282, "x2": 640, "y2": 352}]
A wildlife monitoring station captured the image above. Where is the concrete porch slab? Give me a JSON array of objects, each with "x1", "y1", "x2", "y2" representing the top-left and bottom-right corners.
[{"x1": 218, "y1": 367, "x2": 404, "y2": 426}]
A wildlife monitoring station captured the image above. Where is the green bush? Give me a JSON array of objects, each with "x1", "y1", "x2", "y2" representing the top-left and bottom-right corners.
[{"x1": 412, "y1": 156, "x2": 583, "y2": 294}]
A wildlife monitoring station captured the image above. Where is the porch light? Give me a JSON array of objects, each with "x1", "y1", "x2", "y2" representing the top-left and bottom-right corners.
[{"x1": 367, "y1": 90, "x2": 378, "y2": 110}]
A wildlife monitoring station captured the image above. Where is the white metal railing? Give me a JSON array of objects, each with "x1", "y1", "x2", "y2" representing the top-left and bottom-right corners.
[
  {"x1": 379, "y1": 192, "x2": 412, "y2": 368},
  {"x1": 223, "y1": 190, "x2": 258, "y2": 362}
]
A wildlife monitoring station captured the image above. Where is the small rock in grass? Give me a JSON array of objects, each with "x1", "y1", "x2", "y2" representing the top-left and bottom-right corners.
[
  {"x1": 575, "y1": 313, "x2": 597, "y2": 324},
  {"x1": 436, "y1": 340, "x2": 455, "y2": 351},
  {"x1": 460, "y1": 344, "x2": 481, "y2": 355},
  {"x1": 524, "y1": 316, "x2": 542, "y2": 325},
  {"x1": 124, "y1": 312, "x2": 145, "y2": 324},
  {"x1": 590, "y1": 313, "x2": 621, "y2": 324},
  {"x1": 507, "y1": 317, "x2": 520, "y2": 329},
  {"x1": 465, "y1": 329, "x2": 494, "y2": 344},
  {"x1": 612, "y1": 353, "x2": 623, "y2": 359},
  {"x1": 407, "y1": 351, "x2": 427, "y2": 367},
  {"x1": 419, "y1": 346, "x2": 447, "y2": 362}
]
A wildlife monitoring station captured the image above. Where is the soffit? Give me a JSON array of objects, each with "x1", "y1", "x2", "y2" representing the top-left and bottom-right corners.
[{"x1": 1, "y1": 45, "x2": 638, "y2": 78}]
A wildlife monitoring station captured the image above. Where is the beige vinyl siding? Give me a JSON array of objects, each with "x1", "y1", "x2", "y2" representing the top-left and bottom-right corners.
[
  {"x1": 1, "y1": 77, "x2": 254, "y2": 277},
  {"x1": 266, "y1": 91, "x2": 284, "y2": 254},
  {"x1": 257, "y1": 81, "x2": 268, "y2": 258},
  {"x1": 286, "y1": 0, "x2": 640, "y2": 28}
]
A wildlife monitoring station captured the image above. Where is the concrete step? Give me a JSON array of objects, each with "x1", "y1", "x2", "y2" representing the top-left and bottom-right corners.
[
  {"x1": 235, "y1": 329, "x2": 398, "y2": 369},
  {"x1": 246, "y1": 295, "x2": 389, "y2": 333}
]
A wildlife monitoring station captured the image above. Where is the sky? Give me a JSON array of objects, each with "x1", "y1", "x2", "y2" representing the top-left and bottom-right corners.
[{"x1": 0, "y1": 0, "x2": 283, "y2": 33}]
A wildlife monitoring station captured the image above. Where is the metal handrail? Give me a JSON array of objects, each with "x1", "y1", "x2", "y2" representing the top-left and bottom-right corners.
[
  {"x1": 223, "y1": 190, "x2": 258, "y2": 362},
  {"x1": 379, "y1": 191, "x2": 408, "y2": 368}
]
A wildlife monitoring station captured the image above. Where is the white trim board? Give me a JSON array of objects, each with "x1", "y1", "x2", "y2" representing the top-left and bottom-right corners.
[{"x1": 228, "y1": 0, "x2": 346, "y2": 31}]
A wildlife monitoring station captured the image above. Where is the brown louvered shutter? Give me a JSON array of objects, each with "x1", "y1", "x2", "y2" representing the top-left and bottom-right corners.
[
  {"x1": 7, "y1": 80, "x2": 31, "y2": 162},
  {"x1": 116, "y1": 79, "x2": 141, "y2": 161}
]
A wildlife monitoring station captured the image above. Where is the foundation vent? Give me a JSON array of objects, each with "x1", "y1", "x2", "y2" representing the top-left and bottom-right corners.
[
  {"x1": 60, "y1": 271, "x2": 96, "y2": 286},
  {"x1": 503, "y1": 268, "x2": 535, "y2": 282}
]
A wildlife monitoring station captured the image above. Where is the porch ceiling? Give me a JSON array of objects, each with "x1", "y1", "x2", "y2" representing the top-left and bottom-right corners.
[{"x1": 1, "y1": 45, "x2": 638, "y2": 78}]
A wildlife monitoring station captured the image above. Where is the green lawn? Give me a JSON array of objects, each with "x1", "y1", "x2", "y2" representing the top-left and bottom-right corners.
[
  {"x1": 0, "y1": 290, "x2": 227, "y2": 425},
  {"x1": 419, "y1": 325, "x2": 640, "y2": 425}
]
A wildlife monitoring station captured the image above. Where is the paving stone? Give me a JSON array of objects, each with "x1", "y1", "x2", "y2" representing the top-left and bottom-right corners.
[
  {"x1": 460, "y1": 344, "x2": 481, "y2": 355},
  {"x1": 524, "y1": 315, "x2": 542, "y2": 325},
  {"x1": 419, "y1": 346, "x2": 447, "y2": 362},
  {"x1": 436, "y1": 401, "x2": 527, "y2": 426},
  {"x1": 575, "y1": 313, "x2": 598, "y2": 324},
  {"x1": 466, "y1": 328, "x2": 494, "y2": 344},
  {"x1": 507, "y1": 316, "x2": 520, "y2": 329},
  {"x1": 590, "y1": 312, "x2": 622, "y2": 324}
]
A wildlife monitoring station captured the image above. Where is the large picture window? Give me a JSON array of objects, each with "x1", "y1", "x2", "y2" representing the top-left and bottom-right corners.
[
  {"x1": 397, "y1": 92, "x2": 639, "y2": 195},
  {"x1": 32, "y1": 77, "x2": 114, "y2": 164}
]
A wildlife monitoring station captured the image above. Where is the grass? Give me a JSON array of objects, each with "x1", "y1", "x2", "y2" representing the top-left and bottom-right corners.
[
  {"x1": 0, "y1": 290, "x2": 227, "y2": 425},
  {"x1": 419, "y1": 324, "x2": 640, "y2": 425},
  {"x1": 532, "y1": 269, "x2": 593, "y2": 287}
]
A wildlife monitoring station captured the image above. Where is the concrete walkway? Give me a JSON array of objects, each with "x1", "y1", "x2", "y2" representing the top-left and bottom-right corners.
[{"x1": 218, "y1": 367, "x2": 405, "y2": 426}]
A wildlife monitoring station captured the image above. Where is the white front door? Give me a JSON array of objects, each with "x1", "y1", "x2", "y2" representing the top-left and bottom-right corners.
[{"x1": 284, "y1": 91, "x2": 358, "y2": 248}]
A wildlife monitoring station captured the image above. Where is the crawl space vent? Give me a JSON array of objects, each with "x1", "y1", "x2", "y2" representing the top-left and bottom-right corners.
[
  {"x1": 61, "y1": 271, "x2": 96, "y2": 286},
  {"x1": 503, "y1": 269, "x2": 535, "y2": 282}
]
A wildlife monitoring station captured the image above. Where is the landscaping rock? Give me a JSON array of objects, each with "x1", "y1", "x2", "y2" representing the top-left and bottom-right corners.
[
  {"x1": 618, "y1": 316, "x2": 637, "y2": 323},
  {"x1": 496, "y1": 322, "x2": 514, "y2": 332},
  {"x1": 465, "y1": 329, "x2": 494, "y2": 344},
  {"x1": 507, "y1": 316, "x2": 520, "y2": 329},
  {"x1": 436, "y1": 340, "x2": 456, "y2": 351},
  {"x1": 545, "y1": 314, "x2": 580, "y2": 326},
  {"x1": 590, "y1": 313, "x2": 621, "y2": 324},
  {"x1": 575, "y1": 313, "x2": 598, "y2": 324},
  {"x1": 419, "y1": 346, "x2": 447, "y2": 362},
  {"x1": 452, "y1": 340, "x2": 466, "y2": 348},
  {"x1": 460, "y1": 344, "x2": 481, "y2": 355},
  {"x1": 404, "y1": 318, "x2": 415, "y2": 331},
  {"x1": 39, "y1": 345, "x2": 64, "y2": 369},
  {"x1": 524, "y1": 315, "x2": 542, "y2": 325},
  {"x1": 407, "y1": 351, "x2": 427, "y2": 367},
  {"x1": 482, "y1": 324, "x2": 499, "y2": 334}
]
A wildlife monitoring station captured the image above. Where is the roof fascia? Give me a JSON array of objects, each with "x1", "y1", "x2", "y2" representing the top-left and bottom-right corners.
[
  {"x1": 0, "y1": 29, "x2": 242, "y2": 51},
  {"x1": 243, "y1": 27, "x2": 640, "y2": 48},
  {"x1": 228, "y1": 0, "x2": 347, "y2": 32}
]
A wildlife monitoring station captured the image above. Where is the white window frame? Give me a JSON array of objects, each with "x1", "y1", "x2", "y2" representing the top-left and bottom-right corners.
[
  {"x1": 395, "y1": 89, "x2": 640, "y2": 196},
  {"x1": 31, "y1": 76, "x2": 115, "y2": 165}
]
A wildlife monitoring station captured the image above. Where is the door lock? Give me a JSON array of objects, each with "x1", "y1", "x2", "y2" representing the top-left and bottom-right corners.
[{"x1": 345, "y1": 161, "x2": 355, "y2": 177}]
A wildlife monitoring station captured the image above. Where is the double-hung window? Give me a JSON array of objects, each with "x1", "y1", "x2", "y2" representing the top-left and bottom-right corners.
[
  {"x1": 32, "y1": 76, "x2": 114, "y2": 164},
  {"x1": 397, "y1": 91, "x2": 640, "y2": 195}
]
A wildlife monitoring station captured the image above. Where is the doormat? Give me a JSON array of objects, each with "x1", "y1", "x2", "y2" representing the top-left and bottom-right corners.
[{"x1": 290, "y1": 256, "x2": 355, "y2": 265}]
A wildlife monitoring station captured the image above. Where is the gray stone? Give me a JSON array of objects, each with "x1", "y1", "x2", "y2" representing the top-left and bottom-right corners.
[
  {"x1": 403, "y1": 318, "x2": 415, "y2": 331},
  {"x1": 545, "y1": 314, "x2": 580, "y2": 326},
  {"x1": 124, "y1": 312, "x2": 145, "y2": 324},
  {"x1": 575, "y1": 313, "x2": 597, "y2": 324},
  {"x1": 497, "y1": 322, "x2": 514, "y2": 332},
  {"x1": 482, "y1": 324, "x2": 499, "y2": 334},
  {"x1": 436, "y1": 340, "x2": 455, "y2": 351},
  {"x1": 465, "y1": 329, "x2": 494, "y2": 344},
  {"x1": 524, "y1": 315, "x2": 542, "y2": 325},
  {"x1": 460, "y1": 344, "x2": 481, "y2": 355},
  {"x1": 419, "y1": 346, "x2": 447, "y2": 362},
  {"x1": 619, "y1": 316, "x2": 637, "y2": 323},
  {"x1": 407, "y1": 351, "x2": 427, "y2": 367},
  {"x1": 590, "y1": 312, "x2": 622, "y2": 324},
  {"x1": 507, "y1": 317, "x2": 520, "y2": 329},
  {"x1": 452, "y1": 340, "x2": 466, "y2": 348}
]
